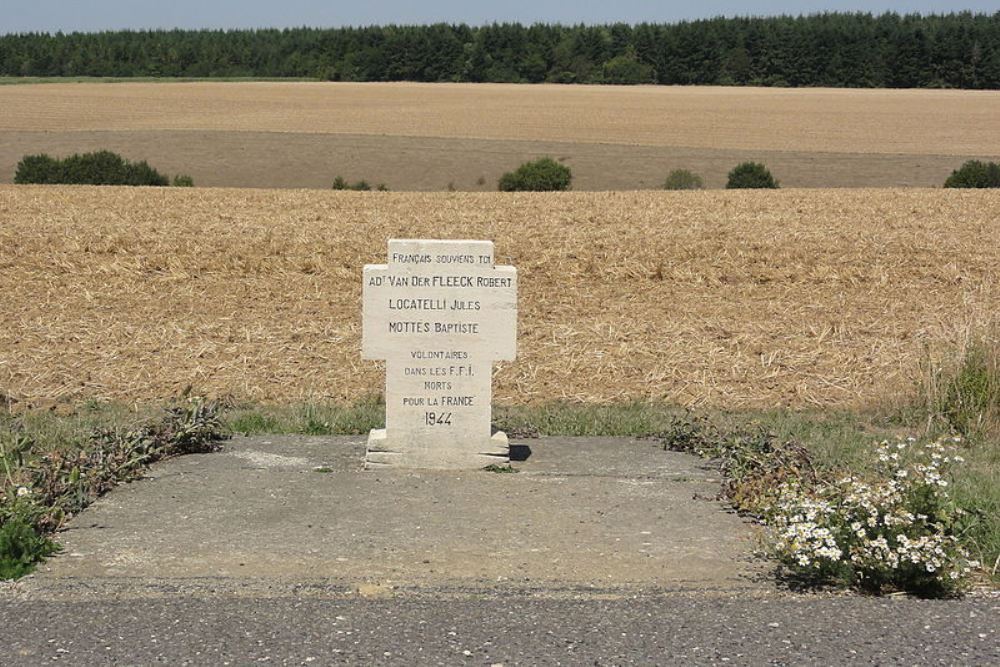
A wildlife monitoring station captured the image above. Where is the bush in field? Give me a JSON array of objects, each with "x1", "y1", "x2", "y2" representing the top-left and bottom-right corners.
[
  {"x1": 14, "y1": 151, "x2": 169, "y2": 186},
  {"x1": 664, "y1": 169, "x2": 704, "y2": 190},
  {"x1": 943, "y1": 160, "x2": 1000, "y2": 188},
  {"x1": 498, "y1": 157, "x2": 572, "y2": 192},
  {"x1": 13, "y1": 154, "x2": 62, "y2": 184},
  {"x1": 172, "y1": 174, "x2": 195, "y2": 187},
  {"x1": 726, "y1": 161, "x2": 779, "y2": 189},
  {"x1": 332, "y1": 176, "x2": 386, "y2": 191}
]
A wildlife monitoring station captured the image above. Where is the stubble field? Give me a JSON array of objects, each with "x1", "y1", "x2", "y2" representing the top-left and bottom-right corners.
[
  {"x1": 1, "y1": 185, "x2": 997, "y2": 410},
  {"x1": 2, "y1": 82, "x2": 1000, "y2": 189}
]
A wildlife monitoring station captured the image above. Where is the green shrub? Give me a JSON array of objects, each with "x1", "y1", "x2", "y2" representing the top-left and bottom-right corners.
[
  {"x1": 13, "y1": 154, "x2": 62, "y2": 184},
  {"x1": 0, "y1": 516, "x2": 58, "y2": 580},
  {"x1": 123, "y1": 159, "x2": 169, "y2": 186},
  {"x1": 498, "y1": 157, "x2": 572, "y2": 192},
  {"x1": 664, "y1": 169, "x2": 704, "y2": 190},
  {"x1": 332, "y1": 176, "x2": 384, "y2": 191},
  {"x1": 943, "y1": 160, "x2": 1000, "y2": 188},
  {"x1": 726, "y1": 161, "x2": 779, "y2": 189},
  {"x1": 14, "y1": 151, "x2": 169, "y2": 186},
  {"x1": 172, "y1": 174, "x2": 195, "y2": 187}
]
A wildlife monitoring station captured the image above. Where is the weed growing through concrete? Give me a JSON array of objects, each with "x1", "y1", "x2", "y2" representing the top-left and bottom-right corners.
[
  {"x1": 483, "y1": 464, "x2": 518, "y2": 473},
  {"x1": 659, "y1": 414, "x2": 818, "y2": 514},
  {"x1": 0, "y1": 398, "x2": 228, "y2": 579}
]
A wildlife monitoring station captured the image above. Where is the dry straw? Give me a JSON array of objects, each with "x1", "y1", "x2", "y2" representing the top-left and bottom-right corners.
[{"x1": 0, "y1": 186, "x2": 997, "y2": 409}]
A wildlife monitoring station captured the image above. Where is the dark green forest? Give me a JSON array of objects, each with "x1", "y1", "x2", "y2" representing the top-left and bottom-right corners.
[{"x1": 2, "y1": 12, "x2": 1000, "y2": 88}]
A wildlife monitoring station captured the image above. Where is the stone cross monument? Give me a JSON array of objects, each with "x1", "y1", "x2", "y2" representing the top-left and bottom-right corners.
[{"x1": 362, "y1": 239, "x2": 517, "y2": 469}]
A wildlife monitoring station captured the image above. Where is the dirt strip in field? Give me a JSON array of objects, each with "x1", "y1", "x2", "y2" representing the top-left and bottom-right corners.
[
  {"x1": 3, "y1": 83, "x2": 1000, "y2": 190},
  {"x1": 0, "y1": 130, "x2": 977, "y2": 191}
]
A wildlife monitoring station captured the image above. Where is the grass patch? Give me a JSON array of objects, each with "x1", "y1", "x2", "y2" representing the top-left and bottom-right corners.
[
  {"x1": 920, "y1": 334, "x2": 1000, "y2": 443},
  {"x1": 493, "y1": 401, "x2": 685, "y2": 436},
  {"x1": 224, "y1": 395, "x2": 384, "y2": 436},
  {"x1": 2, "y1": 401, "x2": 160, "y2": 452}
]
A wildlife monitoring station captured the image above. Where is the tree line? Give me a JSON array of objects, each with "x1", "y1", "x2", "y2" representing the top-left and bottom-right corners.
[{"x1": 2, "y1": 13, "x2": 1000, "y2": 88}]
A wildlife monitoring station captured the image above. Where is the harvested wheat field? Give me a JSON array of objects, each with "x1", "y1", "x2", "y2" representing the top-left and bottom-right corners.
[
  {"x1": 3, "y1": 82, "x2": 1000, "y2": 189},
  {"x1": 1, "y1": 185, "x2": 997, "y2": 409}
]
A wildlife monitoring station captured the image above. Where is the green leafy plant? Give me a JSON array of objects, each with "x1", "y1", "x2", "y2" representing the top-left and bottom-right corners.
[
  {"x1": 726, "y1": 161, "x2": 779, "y2": 189},
  {"x1": 0, "y1": 516, "x2": 58, "y2": 580},
  {"x1": 660, "y1": 414, "x2": 983, "y2": 596},
  {"x1": 498, "y1": 157, "x2": 572, "y2": 192},
  {"x1": 943, "y1": 160, "x2": 1000, "y2": 188},
  {"x1": 664, "y1": 169, "x2": 704, "y2": 190},
  {"x1": 172, "y1": 174, "x2": 195, "y2": 187}
]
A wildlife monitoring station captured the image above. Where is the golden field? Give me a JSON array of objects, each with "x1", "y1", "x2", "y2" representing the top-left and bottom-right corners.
[
  {"x1": 1, "y1": 185, "x2": 997, "y2": 409},
  {"x1": 4, "y1": 82, "x2": 1000, "y2": 154},
  {"x1": 3, "y1": 82, "x2": 1000, "y2": 189}
]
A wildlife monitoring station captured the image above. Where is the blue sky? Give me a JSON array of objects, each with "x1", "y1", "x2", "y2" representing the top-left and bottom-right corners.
[{"x1": 4, "y1": 1, "x2": 997, "y2": 34}]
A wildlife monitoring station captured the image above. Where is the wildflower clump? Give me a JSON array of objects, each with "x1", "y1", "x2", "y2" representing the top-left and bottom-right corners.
[{"x1": 767, "y1": 437, "x2": 979, "y2": 596}]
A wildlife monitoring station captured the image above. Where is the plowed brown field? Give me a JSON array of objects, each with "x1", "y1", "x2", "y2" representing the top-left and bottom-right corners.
[
  {"x1": 2, "y1": 185, "x2": 997, "y2": 409},
  {"x1": 3, "y1": 82, "x2": 1000, "y2": 189}
]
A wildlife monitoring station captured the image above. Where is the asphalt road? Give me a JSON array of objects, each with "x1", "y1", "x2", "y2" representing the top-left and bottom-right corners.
[{"x1": 2, "y1": 594, "x2": 997, "y2": 665}]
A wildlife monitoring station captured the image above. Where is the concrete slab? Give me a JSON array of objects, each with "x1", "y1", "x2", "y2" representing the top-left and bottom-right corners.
[{"x1": 19, "y1": 436, "x2": 771, "y2": 599}]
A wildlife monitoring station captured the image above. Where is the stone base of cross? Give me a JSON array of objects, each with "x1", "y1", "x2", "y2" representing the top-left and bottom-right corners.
[{"x1": 362, "y1": 239, "x2": 517, "y2": 470}]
